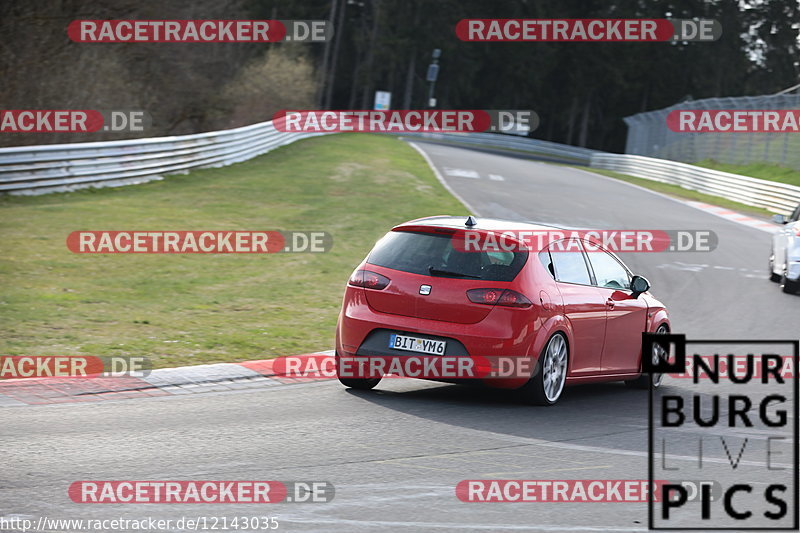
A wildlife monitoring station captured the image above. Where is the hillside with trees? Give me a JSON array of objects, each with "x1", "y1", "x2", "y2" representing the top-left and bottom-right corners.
[{"x1": 1, "y1": 0, "x2": 798, "y2": 150}]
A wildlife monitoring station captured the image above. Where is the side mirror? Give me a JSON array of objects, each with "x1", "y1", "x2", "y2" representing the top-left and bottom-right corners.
[
  {"x1": 630, "y1": 275, "x2": 650, "y2": 297},
  {"x1": 773, "y1": 214, "x2": 787, "y2": 225}
]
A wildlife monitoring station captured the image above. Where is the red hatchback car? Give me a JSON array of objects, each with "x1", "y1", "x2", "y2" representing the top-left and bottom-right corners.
[{"x1": 335, "y1": 216, "x2": 671, "y2": 405}]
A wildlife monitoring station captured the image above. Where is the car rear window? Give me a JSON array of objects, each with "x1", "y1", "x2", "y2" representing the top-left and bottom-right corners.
[{"x1": 367, "y1": 230, "x2": 528, "y2": 282}]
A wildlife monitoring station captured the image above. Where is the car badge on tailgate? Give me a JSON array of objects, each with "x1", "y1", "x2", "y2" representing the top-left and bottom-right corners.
[{"x1": 419, "y1": 284, "x2": 431, "y2": 295}]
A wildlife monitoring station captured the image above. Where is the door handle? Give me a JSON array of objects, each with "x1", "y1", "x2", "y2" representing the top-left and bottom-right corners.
[{"x1": 605, "y1": 298, "x2": 615, "y2": 308}]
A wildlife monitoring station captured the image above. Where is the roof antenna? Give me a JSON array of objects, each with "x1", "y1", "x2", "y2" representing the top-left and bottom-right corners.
[{"x1": 465, "y1": 215, "x2": 477, "y2": 227}]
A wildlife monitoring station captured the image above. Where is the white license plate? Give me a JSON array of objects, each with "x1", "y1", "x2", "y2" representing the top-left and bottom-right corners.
[{"x1": 389, "y1": 334, "x2": 446, "y2": 355}]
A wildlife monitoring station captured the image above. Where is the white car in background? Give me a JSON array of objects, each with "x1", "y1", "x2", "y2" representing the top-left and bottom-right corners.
[{"x1": 770, "y1": 204, "x2": 800, "y2": 294}]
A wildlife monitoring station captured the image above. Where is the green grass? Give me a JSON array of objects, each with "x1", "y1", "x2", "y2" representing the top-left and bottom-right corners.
[
  {"x1": 0, "y1": 134, "x2": 465, "y2": 368},
  {"x1": 693, "y1": 159, "x2": 800, "y2": 188},
  {"x1": 580, "y1": 167, "x2": 773, "y2": 217}
]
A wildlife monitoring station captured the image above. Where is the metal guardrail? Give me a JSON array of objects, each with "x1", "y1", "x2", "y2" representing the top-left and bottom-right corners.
[
  {"x1": 403, "y1": 131, "x2": 799, "y2": 215},
  {"x1": 590, "y1": 153, "x2": 800, "y2": 214},
  {"x1": 399, "y1": 131, "x2": 598, "y2": 165},
  {"x1": 0, "y1": 120, "x2": 323, "y2": 195},
  {"x1": 2, "y1": 124, "x2": 798, "y2": 215}
]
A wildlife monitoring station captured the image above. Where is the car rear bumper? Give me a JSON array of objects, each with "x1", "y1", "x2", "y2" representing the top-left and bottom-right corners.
[{"x1": 336, "y1": 291, "x2": 538, "y2": 389}]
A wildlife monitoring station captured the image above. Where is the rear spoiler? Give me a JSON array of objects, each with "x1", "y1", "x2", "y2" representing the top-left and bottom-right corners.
[{"x1": 391, "y1": 225, "x2": 536, "y2": 253}]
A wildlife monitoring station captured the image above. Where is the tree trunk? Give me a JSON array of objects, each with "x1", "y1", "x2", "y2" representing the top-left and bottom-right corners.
[
  {"x1": 323, "y1": 0, "x2": 347, "y2": 109},
  {"x1": 316, "y1": 0, "x2": 337, "y2": 108},
  {"x1": 348, "y1": 59, "x2": 361, "y2": 109},
  {"x1": 402, "y1": 52, "x2": 416, "y2": 109},
  {"x1": 639, "y1": 83, "x2": 649, "y2": 112},
  {"x1": 360, "y1": 0, "x2": 381, "y2": 109},
  {"x1": 565, "y1": 96, "x2": 578, "y2": 145},
  {"x1": 577, "y1": 97, "x2": 591, "y2": 148},
  {"x1": 402, "y1": 2, "x2": 420, "y2": 109}
]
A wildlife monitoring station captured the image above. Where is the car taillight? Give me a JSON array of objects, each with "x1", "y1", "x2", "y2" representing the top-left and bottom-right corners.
[
  {"x1": 467, "y1": 288, "x2": 532, "y2": 308},
  {"x1": 349, "y1": 269, "x2": 390, "y2": 290}
]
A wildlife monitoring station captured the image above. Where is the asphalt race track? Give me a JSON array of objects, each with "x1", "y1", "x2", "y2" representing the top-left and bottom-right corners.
[
  {"x1": 2, "y1": 141, "x2": 798, "y2": 532},
  {"x1": 411, "y1": 142, "x2": 800, "y2": 339}
]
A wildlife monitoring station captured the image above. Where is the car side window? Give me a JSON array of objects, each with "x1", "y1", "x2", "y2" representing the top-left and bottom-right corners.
[
  {"x1": 588, "y1": 250, "x2": 631, "y2": 290},
  {"x1": 549, "y1": 240, "x2": 592, "y2": 285},
  {"x1": 538, "y1": 250, "x2": 555, "y2": 279}
]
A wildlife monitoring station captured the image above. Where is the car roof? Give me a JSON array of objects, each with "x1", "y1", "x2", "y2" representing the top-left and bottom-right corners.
[{"x1": 394, "y1": 215, "x2": 563, "y2": 233}]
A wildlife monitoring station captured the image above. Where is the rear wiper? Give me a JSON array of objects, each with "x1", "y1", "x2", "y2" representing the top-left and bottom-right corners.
[{"x1": 428, "y1": 267, "x2": 481, "y2": 279}]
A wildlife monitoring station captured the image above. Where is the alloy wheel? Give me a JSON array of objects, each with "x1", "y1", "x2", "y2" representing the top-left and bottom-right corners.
[
  {"x1": 542, "y1": 334, "x2": 568, "y2": 402},
  {"x1": 651, "y1": 324, "x2": 670, "y2": 387}
]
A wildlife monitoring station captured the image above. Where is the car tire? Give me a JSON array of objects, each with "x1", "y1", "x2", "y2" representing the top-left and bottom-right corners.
[
  {"x1": 336, "y1": 352, "x2": 381, "y2": 390},
  {"x1": 781, "y1": 274, "x2": 799, "y2": 294},
  {"x1": 626, "y1": 324, "x2": 670, "y2": 389},
  {"x1": 769, "y1": 256, "x2": 782, "y2": 282},
  {"x1": 337, "y1": 376, "x2": 381, "y2": 390},
  {"x1": 518, "y1": 333, "x2": 568, "y2": 406}
]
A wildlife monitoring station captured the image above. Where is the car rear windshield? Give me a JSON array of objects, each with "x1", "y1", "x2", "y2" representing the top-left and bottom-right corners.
[{"x1": 367, "y1": 230, "x2": 528, "y2": 282}]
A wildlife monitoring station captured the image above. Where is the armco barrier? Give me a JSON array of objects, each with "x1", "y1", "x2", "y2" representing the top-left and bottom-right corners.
[
  {"x1": 0, "y1": 120, "x2": 323, "y2": 195},
  {"x1": 402, "y1": 131, "x2": 799, "y2": 215},
  {"x1": 590, "y1": 152, "x2": 800, "y2": 214},
  {"x1": 1, "y1": 125, "x2": 798, "y2": 215},
  {"x1": 399, "y1": 131, "x2": 598, "y2": 165}
]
